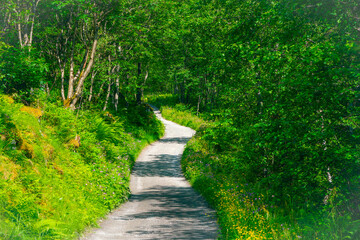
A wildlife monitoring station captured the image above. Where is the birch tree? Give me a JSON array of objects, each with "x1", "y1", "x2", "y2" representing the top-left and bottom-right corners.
[
  {"x1": 0, "y1": 0, "x2": 41, "y2": 48},
  {"x1": 42, "y1": 0, "x2": 120, "y2": 109}
]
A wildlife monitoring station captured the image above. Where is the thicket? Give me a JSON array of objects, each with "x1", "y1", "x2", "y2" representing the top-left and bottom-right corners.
[
  {"x1": 152, "y1": 96, "x2": 360, "y2": 239},
  {"x1": 0, "y1": 93, "x2": 163, "y2": 239},
  {"x1": 146, "y1": 0, "x2": 360, "y2": 238}
]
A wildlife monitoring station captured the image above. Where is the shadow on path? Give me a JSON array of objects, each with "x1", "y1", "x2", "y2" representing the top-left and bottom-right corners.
[
  {"x1": 158, "y1": 137, "x2": 192, "y2": 144},
  {"x1": 133, "y1": 154, "x2": 182, "y2": 177},
  {"x1": 116, "y1": 186, "x2": 216, "y2": 239},
  {"x1": 81, "y1": 108, "x2": 218, "y2": 240}
]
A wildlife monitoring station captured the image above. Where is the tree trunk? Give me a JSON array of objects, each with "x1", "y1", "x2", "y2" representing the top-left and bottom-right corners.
[
  {"x1": 67, "y1": 43, "x2": 75, "y2": 100},
  {"x1": 60, "y1": 63, "x2": 66, "y2": 101},
  {"x1": 88, "y1": 70, "x2": 97, "y2": 102},
  {"x1": 97, "y1": 81, "x2": 106, "y2": 98},
  {"x1": 114, "y1": 77, "x2": 120, "y2": 111},
  {"x1": 103, "y1": 80, "x2": 112, "y2": 111},
  {"x1": 28, "y1": 15, "x2": 35, "y2": 47},
  {"x1": 14, "y1": 0, "x2": 41, "y2": 49},
  {"x1": 68, "y1": 29, "x2": 99, "y2": 109},
  {"x1": 17, "y1": 20, "x2": 23, "y2": 48}
]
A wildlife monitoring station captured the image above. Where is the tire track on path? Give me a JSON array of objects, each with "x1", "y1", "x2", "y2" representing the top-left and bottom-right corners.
[{"x1": 81, "y1": 108, "x2": 219, "y2": 240}]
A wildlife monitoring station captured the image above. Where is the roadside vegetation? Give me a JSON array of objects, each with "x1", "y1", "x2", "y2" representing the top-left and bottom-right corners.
[
  {"x1": 149, "y1": 95, "x2": 360, "y2": 240},
  {"x1": 146, "y1": 94, "x2": 205, "y2": 131},
  {"x1": 0, "y1": 93, "x2": 163, "y2": 239}
]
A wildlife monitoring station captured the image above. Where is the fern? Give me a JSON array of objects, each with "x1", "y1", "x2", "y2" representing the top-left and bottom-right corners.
[{"x1": 0, "y1": 94, "x2": 164, "y2": 239}]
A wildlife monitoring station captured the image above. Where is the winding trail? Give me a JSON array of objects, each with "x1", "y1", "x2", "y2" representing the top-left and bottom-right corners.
[{"x1": 81, "y1": 108, "x2": 219, "y2": 240}]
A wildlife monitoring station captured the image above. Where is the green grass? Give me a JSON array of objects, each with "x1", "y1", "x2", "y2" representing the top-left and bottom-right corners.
[
  {"x1": 0, "y1": 93, "x2": 164, "y2": 239},
  {"x1": 160, "y1": 106, "x2": 205, "y2": 131},
  {"x1": 146, "y1": 93, "x2": 206, "y2": 131}
]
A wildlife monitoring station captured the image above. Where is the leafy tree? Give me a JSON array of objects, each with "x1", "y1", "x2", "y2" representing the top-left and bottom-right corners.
[{"x1": 0, "y1": 47, "x2": 47, "y2": 99}]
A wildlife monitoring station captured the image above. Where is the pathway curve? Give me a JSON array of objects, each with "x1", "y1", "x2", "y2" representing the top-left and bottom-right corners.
[{"x1": 81, "y1": 108, "x2": 219, "y2": 240}]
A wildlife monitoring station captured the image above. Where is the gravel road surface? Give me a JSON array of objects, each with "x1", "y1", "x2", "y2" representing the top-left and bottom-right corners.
[{"x1": 81, "y1": 108, "x2": 219, "y2": 240}]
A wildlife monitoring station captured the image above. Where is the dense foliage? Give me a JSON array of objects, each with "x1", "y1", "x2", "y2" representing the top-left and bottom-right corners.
[
  {"x1": 154, "y1": 98, "x2": 360, "y2": 239},
  {"x1": 0, "y1": 93, "x2": 163, "y2": 239},
  {"x1": 149, "y1": 2, "x2": 360, "y2": 239},
  {"x1": 0, "y1": 0, "x2": 359, "y2": 239}
]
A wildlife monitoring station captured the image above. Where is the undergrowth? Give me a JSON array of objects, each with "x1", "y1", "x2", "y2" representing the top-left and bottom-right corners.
[
  {"x1": 182, "y1": 132, "x2": 360, "y2": 240},
  {"x1": 146, "y1": 94, "x2": 205, "y2": 131},
  {"x1": 0, "y1": 93, "x2": 164, "y2": 239},
  {"x1": 148, "y1": 94, "x2": 360, "y2": 240}
]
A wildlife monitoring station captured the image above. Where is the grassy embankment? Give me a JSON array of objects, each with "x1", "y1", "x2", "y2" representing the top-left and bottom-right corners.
[
  {"x1": 0, "y1": 93, "x2": 164, "y2": 239},
  {"x1": 146, "y1": 94, "x2": 205, "y2": 131},
  {"x1": 147, "y1": 94, "x2": 360, "y2": 240}
]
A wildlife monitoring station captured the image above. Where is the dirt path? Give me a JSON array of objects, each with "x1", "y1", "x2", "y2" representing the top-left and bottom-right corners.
[{"x1": 81, "y1": 108, "x2": 219, "y2": 240}]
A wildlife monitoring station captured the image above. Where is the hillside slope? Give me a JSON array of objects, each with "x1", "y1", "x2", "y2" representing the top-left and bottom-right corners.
[{"x1": 0, "y1": 93, "x2": 163, "y2": 239}]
